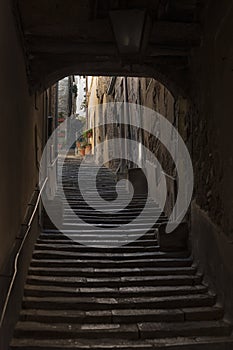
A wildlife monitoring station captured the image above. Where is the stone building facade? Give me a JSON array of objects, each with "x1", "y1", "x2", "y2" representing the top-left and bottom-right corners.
[{"x1": 87, "y1": 76, "x2": 177, "y2": 218}]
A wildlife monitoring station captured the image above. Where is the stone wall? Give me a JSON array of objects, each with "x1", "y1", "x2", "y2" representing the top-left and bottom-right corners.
[
  {"x1": 88, "y1": 76, "x2": 176, "y2": 216},
  {"x1": 190, "y1": 0, "x2": 233, "y2": 239},
  {"x1": 0, "y1": 0, "x2": 49, "y2": 345},
  {"x1": 58, "y1": 77, "x2": 69, "y2": 118},
  {"x1": 0, "y1": 0, "x2": 48, "y2": 272},
  {"x1": 188, "y1": 0, "x2": 233, "y2": 320}
]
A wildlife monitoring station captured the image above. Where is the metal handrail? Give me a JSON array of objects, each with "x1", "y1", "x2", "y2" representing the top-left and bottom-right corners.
[
  {"x1": 0, "y1": 177, "x2": 48, "y2": 327},
  {"x1": 48, "y1": 155, "x2": 59, "y2": 168},
  {"x1": 162, "y1": 171, "x2": 176, "y2": 181}
]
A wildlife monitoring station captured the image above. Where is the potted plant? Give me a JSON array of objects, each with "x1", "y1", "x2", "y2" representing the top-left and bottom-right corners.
[
  {"x1": 87, "y1": 128, "x2": 93, "y2": 138},
  {"x1": 80, "y1": 144, "x2": 86, "y2": 157},
  {"x1": 83, "y1": 129, "x2": 93, "y2": 139},
  {"x1": 85, "y1": 143, "x2": 92, "y2": 155}
]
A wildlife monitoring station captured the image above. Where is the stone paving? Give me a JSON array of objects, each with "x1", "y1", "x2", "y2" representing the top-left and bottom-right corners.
[{"x1": 10, "y1": 157, "x2": 233, "y2": 349}]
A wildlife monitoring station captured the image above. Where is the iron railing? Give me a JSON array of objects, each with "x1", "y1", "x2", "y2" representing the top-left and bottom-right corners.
[{"x1": 0, "y1": 177, "x2": 48, "y2": 327}]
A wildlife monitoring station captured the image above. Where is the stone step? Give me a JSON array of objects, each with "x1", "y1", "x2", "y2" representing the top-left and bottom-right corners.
[
  {"x1": 62, "y1": 201, "x2": 158, "y2": 207},
  {"x1": 24, "y1": 284, "x2": 207, "y2": 298},
  {"x1": 61, "y1": 221, "x2": 163, "y2": 227},
  {"x1": 138, "y1": 320, "x2": 232, "y2": 339},
  {"x1": 62, "y1": 218, "x2": 163, "y2": 224},
  {"x1": 34, "y1": 238, "x2": 158, "y2": 246},
  {"x1": 62, "y1": 223, "x2": 164, "y2": 228},
  {"x1": 39, "y1": 232, "x2": 158, "y2": 241},
  {"x1": 62, "y1": 207, "x2": 160, "y2": 213},
  {"x1": 32, "y1": 250, "x2": 189, "y2": 261},
  {"x1": 26, "y1": 274, "x2": 202, "y2": 288},
  {"x1": 14, "y1": 322, "x2": 139, "y2": 339},
  {"x1": 63, "y1": 201, "x2": 153, "y2": 206},
  {"x1": 41, "y1": 229, "x2": 157, "y2": 236},
  {"x1": 22, "y1": 294, "x2": 216, "y2": 310},
  {"x1": 34, "y1": 243, "x2": 161, "y2": 253},
  {"x1": 12, "y1": 160, "x2": 232, "y2": 350},
  {"x1": 37, "y1": 237, "x2": 159, "y2": 246},
  {"x1": 14, "y1": 320, "x2": 231, "y2": 340},
  {"x1": 63, "y1": 209, "x2": 163, "y2": 215},
  {"x1": 10, "y1": 336, "x2": 233, "y2": 350},
  {"x1": 28, "y1": 266, "x2": 197, "y2": 277},
  {"x1": 63, "y1": 193, "x2": 148, "y2": 198},
  {"x1": 19, "y1": 306, "x2": 223, "y2": 324},
  {"x1": 30, "y1": 257, "x2": 193, "y2": 268},
  {"x1": 63, "y1": 201, "x2": 159, "y2": 205}
]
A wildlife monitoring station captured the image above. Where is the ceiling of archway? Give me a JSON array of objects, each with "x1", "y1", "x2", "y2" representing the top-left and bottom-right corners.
[{"x1": 16, "y1": 0, "x2": 202, "y2": 92}]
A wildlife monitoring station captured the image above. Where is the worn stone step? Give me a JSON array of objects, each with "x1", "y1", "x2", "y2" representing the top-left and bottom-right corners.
[
  {"x1": 62, "y1": 207, "x2": 159, "y2": 214},
  {"x1": 20, "y1": 306, "x2": 223, "y2": 324},
  {"x1": 14, "y1": 320, "x2": 231, "y2": 340},
  {"x1": 63, "y1": 215, "x2": 162, "y2": 220},
  {"x1": 61, "y1": 223, "x2": 165, "y2": 229},
  {"x1": 63, "y1": 203, "x2": 159, "y2": 209},
  {"x1": 62, "y1": 219, "x2": 163, "y2": 225},
  {"x1": 10, "y1": 336, "x2": 233, "y2": 350},
  {"x1": 138, "y1": 320, "x2": 232, "y2": 339},
  {"x1": 34, "y1": 239, "x2": 158, "y2": 248},
  {"x1": 32, "y1": 250, "x2": 190, "y2": 261},
  {"x1": 32, "y1": 249, "x2": 187, "y2": 259},
  {"x1": 36, "y1": 239, "x2": 159, "y2": 248},
  {"x1": 34, "y1": 239, "x2": 157, "y2": 247},
  {"x1": 28, "y1": 266, "x2": 197, "y2": 277},
  {"x1": 14, "y1": 322, "x2": 139, "y2": 340},
  {"x1": 61, "y1": 222, "x2": 164, "y2": 228},
  {"x1": 12, "y1": 160, "x2": 231, "y2": 350},
  {"x1": 38, "y1": 236, "x2": 158, "y2": 247},
  {"x1": 30, "y1": 257, "x2": 193, "y2": 268},
  {"x1": 39, "y1": 230, "x2": 157, "y2": 238},
  {"x1": 22, "y1": 294, "x2": 216, "y2": 310},
  {"x1": 63, "y1": 211, "x2": 164, "y2": 218},
  {"x1": 41, "y1": 229, "x2": 158, "y2": 236},
  {"x1": 24, "y1": 284, "x2": 207, "y2": 298},
  {"x1": 19, "y1": 308, "x2": 182, "y2": 324},
  {"x1": 26, "y1": 274, "x2": 202, "y2": 288},
  {"x1": 38, "y1": 234, "x2": 158, "y2": 243},
  {"x1": 34, "y1": 243, "x2": 160, "y2": 253}
]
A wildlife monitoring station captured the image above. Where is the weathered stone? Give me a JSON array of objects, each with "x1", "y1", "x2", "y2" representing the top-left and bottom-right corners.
[
  {"x1": 10, "y1": 159, "x2": 232, "y2": 350},
  {"x1": 43, "y1": 196, "x2": 63, "y2": 229},
  {"x1": 158, "y1": 222, "x2": 189, "y2": 252}
]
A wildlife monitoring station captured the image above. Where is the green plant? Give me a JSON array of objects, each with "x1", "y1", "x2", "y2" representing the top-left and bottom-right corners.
[
  {"x1": 72, "y1": 84, "x2": 78, "y2": 97},
  {"x1": 83, "y1": 128, "x2": 93, "y2": 138},
  {"x1": 80, "y1": 142, "x2": 87, "y2": 149},
  {"x1": 80, "y1": 95, "x2": 87, "y2": 111}
]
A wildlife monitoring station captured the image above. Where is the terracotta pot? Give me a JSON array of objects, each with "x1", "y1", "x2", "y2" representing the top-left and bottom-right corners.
[
  {"x1": 85, "y1": 145, "x2": 92, "y2": 155},
  {"x1": 80, "y1": 148, "x2": 85, "y2": 156}
]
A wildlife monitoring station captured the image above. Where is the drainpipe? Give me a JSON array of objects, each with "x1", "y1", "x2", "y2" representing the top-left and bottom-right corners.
[
  {"x1": 55, "y1": 82, "x2": 59, "y2": 179},
  {"x1": 55, "y1": 82, "x2": 59, "y2": 157},
  {"x1": 123, "y1": 77, "x2": 129, "y2": 173}
]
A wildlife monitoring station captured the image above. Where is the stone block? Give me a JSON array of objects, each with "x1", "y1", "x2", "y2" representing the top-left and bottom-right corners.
[
  {"x1": 158, "y1": 222, "x2": 189, "y2": 252},
  {"x1": 43, "y1": 196, "x2": 63, "y2": 230},
  {"x1": 128, "y1": 168, "x2": 148, "y2": 196}
]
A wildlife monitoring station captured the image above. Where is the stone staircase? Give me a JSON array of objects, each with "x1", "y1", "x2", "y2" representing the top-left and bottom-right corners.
[{"x1": 10, "y1": 157, "x2": 233, "y2": 349}]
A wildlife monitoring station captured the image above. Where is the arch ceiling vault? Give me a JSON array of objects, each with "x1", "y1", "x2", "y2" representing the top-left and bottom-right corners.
[{"x1": 15, "y1": 0, "x2": 202, "y2": 94}]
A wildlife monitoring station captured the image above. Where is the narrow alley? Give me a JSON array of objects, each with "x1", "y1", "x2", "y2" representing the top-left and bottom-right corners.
[
  {"x1": 11, "y1": 157, "x2": 233, "y2": 349},
  {"x1": 0, "y1": 1, "x2": 233, "y2": 349}
]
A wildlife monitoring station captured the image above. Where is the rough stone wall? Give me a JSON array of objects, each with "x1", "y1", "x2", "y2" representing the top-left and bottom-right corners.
[
  {"x1": 186, "y1": 0, "x2": 233, "y2": 320},
  {"x1": 58, "y1": 76, "x2": 76, "y2": 118},
  {"x1": 190, "y1": 0, "x2": 233, "y2": 239},
  {"x1": 58, "y1": 77, "x2": 69, "y2": 118},
  {"x1": 0, "y1": 0, "x2": 47, "y2": 273},
  {"x1": 89, "y1": 76, "x2": 176, "y2": 215}
]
